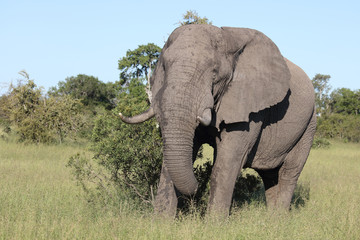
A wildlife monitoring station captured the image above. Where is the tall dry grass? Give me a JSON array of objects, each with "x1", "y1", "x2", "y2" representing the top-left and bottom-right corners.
[{"x1": 0, "y1": 139, "x2": 359, "y2": 239}]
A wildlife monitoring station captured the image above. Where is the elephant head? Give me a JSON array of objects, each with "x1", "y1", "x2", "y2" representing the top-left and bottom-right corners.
[{"x1": 119, "y1": 25, "x2": 291, "y2": 196}]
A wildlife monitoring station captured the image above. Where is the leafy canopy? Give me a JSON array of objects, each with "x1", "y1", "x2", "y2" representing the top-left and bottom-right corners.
[
  {"x1": 118, "y1": 43, "x2": 161, "y2": 86},
  {"x1": 4, "y1": 71, "x2": 83, "y2": 143},
  {"x1": 311, "y1": 73, "x2": 360, "y2": 143},
  {"x1": 312, "y1": 74, "x2": 331, "y2": 116},
  {"x1": 179, "y1": 10, "x2": 212, "y2": 26},
  {"x1": 50, "y1": 74, "x2": 116, "y2": 110},
  {"x1": 330, "y1": 88, "x2": 360, "y2": 115}
]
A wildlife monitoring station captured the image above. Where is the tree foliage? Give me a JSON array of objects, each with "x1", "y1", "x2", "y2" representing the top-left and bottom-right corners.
[
  {"x1": 330, "y1": 88, "x2": 360, "y2": 115},
  {"x1": 50, "y1": 74, "x2": 116, "y2": 110},
  {"x1": 4, "y1": 71, "x2": 84, "y2": 143},
  {"x1": 312, "y1": 74, "x2": 331, "y2": 116},
  {"x1": 317, "y1": 113, "x2": 360, "y2": 142},
  {"x1": 6, "y1": 75, "x2": 49, "y2": 143},
  {"x1": 118, "y1": 44, "x2": 161, "y2": 85},
  {"x1": 43, "y1": 95, "x2": 83, "y2": 143},
  {"x1": 179, "y1": 10, "x2": 212, "y2": 25},
  {"x1": 312, "y1": 74, "x2": 360, "y2": 143},
  {"x1": 68, "y1": 79, "x2": 163, "y2": 207},
  {"x1": 118, "y1": 43, "x2": 162, "y2": 102},
  {"x1": 92, "y1": 82, "x2": 162, "y2": 204},
  {"x1": 0, "y1": 94, "x2": 11, "y2": 130}
]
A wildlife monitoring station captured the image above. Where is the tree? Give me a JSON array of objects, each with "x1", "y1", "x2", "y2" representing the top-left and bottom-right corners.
[
  {"x1": 330, "y1": 88, "x2": 360, "y2": 115},
  {"x1": 118, "y1": 43, "x2": 162, "y2": 102},
  {"x1": 50, "y1": 74, "x2": 115, "y2": 110},
  {"x1": 179, "y1": 10, "x2": 212, "y2": 25},
  {"x1": 312, "y1": 74, "x2": 331, "y2": 116},
  {"x1": 44, "y1": 95, "x2": 83, "y2": 144},
  {"x1": 6, "y1": 71, "x2": 49, "y2": 143},
  {"x1": 317, "y1": 113, "x2": 360, "y2": 142},
  {"x1": 5, "y1": 71, "x2": 84, "y2": 144},
  {"x1": 311, "y1": 74, "x2": 360, "y2": 143}
]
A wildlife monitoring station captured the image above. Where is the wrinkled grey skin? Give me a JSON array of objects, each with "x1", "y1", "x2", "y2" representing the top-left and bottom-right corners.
[{"x1": 120, "y1": 25, "x2": 316, "y2": 217}]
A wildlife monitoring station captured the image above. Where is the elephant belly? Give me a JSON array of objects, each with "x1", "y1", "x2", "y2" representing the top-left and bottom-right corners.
[
  {"x1": 249, "y1": 59, "x2": 315, "y2": 170},
  {"x1": 249, "y1": 116, "x2": 306, "y2": 170}
]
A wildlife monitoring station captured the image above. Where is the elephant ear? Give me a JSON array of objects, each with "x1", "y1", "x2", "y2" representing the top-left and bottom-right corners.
[{"x1": 216, "y1": 27, "x2": 291, "y2": 126}]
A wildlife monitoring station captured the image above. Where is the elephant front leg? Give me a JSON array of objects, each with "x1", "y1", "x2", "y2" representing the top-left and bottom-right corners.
[
  {"x1": 154, "y1": 163, "x2": 177, "y2": 218},
  {"x1": 207, "y1": 122, "x2": 262, "y2": 217},
  {"x1": 207, "y1": 144, "x2": 244, "y2": 216}
]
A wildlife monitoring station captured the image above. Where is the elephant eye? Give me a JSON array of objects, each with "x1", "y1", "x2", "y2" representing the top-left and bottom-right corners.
[{"x1": 212, "y1": 70, "x2": 217, "y2": 80}]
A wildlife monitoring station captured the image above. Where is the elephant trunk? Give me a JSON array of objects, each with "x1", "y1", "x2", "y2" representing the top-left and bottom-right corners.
[
  {"x1": 159, "y1": 88, "x2": 201, "y2": 195},
  {"x1": 156, "y1": 65, "x2": 214, "y2": 196},
  {"x1": 162, "y1": 124, "x2": 198, "y2": 195}
]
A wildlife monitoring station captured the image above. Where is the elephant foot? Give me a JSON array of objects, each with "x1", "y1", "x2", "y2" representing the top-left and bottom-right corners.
[
  {"x1": 206, "y1": 202, "x2": 231, "y2": 220},
  {"x1": 154, "y1": 194, "x2": 177, "y2": 218}
]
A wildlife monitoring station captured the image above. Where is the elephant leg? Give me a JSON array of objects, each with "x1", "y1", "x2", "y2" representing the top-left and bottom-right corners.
[
  {"x1": 154, "y1": 163, "x2": 177, "y2": 218},
  {"x1": 259, "y1": 111, "x2": 316, "y2": 209},
  {"x1": 276, "y1": 111, "x2": 316, "y2": 209},
  {"x1": 207, "y1": 121, "x2": 262, "y2": 216},
  {"x1": 256, "y1": 167, "x2": 281, "y2": 209}
]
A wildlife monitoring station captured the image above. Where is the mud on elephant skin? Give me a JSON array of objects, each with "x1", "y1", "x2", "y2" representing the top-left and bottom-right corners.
[{"x1": 119, "y1": 24, "x2": 316, "y2": 217}]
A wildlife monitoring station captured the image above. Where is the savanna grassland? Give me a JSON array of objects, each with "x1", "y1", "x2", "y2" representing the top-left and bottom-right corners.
[{"x1": 0, "y1": 138, "x2": 359, "y2": 240}]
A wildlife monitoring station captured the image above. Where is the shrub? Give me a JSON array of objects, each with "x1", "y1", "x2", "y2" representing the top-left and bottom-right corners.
[
  {"x1": 68, "y1": 80, "x2": 163, "y2": 209},
  {"x1": 317, "y1": 114, "x2": 360, "y2": 143},
  {"x1": 312, "y1": 137, "x2": 331, "y2": 149},
  {"x1": 4, "y1": 73, "x2": 84, "y2": 144},
  {"x1": 6, "y1": 79, "x2": 52, "y2": 143}
]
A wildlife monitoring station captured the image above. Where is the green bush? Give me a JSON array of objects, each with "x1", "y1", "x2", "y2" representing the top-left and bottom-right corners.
[
  {"x1": 232, "y1": 170, "x2": 264, "y2": 207},
  {"x1": 68, "y1": 80, "x2": 163, "y2": 209},
  {"x1": 312, "y1": 137, "x2": 331, "y2": 149},
  {"x1": 3, "y1": 74, "x2": 84, "y2": 144},
  {"x1": 317, "y1": 114, "x2": 360, "y2": 143},
  {"x1": 6, "y1": 79, "x2": 52, "y2": 143}
]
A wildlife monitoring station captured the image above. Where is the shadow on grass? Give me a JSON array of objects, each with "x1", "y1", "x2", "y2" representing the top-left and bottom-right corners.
[
  {"x1": 177, "y1": 169, "x2": 311, "y2": 216},
  {"x1": 291, "y1": 182, "x2": 310, "y2": 208},
  {"x1": 232, "y1": 172, "x2": 266, "y2": 207}
]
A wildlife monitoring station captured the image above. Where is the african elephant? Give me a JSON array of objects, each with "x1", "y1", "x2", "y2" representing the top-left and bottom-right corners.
[{"x1": 119, "y1": 24, "x2": 316, "y2": 217}]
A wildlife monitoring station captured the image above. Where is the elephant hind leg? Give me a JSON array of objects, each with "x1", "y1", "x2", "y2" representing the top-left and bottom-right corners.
[
  {"x1": 277, "y1": 111, "x2": 316, "y2": 209},
  {"x1": 256, "y1": 167, "x2": 281, "y2": 208},
  {"x1": 259, "y1": 110, "x2": 316, "y2": 209}
]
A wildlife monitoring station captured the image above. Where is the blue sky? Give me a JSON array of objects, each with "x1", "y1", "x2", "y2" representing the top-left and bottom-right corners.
[{"x1": 1, "y1": 0, "x2": 359, "y2": 95}]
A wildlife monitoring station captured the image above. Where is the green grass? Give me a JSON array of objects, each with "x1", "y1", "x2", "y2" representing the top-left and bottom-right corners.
[{"x1": 1, "y1": 139, "x2": 360, "y2": 239}]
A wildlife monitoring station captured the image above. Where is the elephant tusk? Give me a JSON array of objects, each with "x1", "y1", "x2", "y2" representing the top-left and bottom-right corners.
[
  {"x1": 119, "y1": 107, "x2": 155, "y2": 124},
  {"x1": 197, "y1": 108, "x2": 212, "y2": 126}
]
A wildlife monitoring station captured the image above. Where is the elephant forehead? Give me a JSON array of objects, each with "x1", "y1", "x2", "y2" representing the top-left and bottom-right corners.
[
  {"x1": 171, "y1": 24, "x2": 220, "y2": 39},
  {"x1": 168, "y1": 25, "x2": 224, "y2": 50}
]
